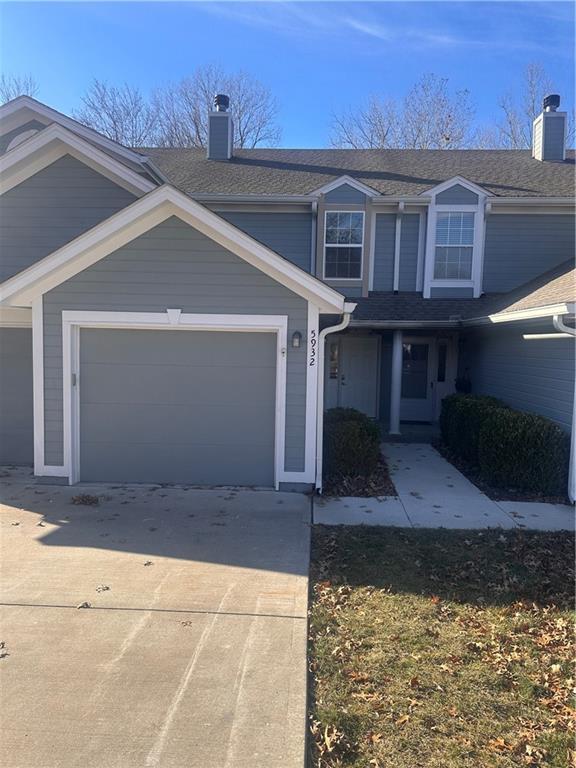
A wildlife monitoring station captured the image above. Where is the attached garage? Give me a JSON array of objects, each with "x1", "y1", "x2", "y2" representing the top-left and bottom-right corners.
[
  {"x1": 0, "y1": 327, "x2": 33, "y2": 465},
  {"x1": 79, "y1": 326, "x2": 278, "y2": 486}
]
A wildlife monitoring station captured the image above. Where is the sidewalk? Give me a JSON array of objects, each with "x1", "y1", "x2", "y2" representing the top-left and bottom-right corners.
[{"x1": 314, "y1": 443, "x2": 574, "y2": 531}]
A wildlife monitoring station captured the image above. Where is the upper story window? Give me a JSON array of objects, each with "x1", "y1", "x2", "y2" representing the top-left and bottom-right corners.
[
  {"x1": 434, "y1": 212, "x2": 475, "y2": 280},
  {"x1": 324, "y1": 211, "x2": 364, "y2": 279}
]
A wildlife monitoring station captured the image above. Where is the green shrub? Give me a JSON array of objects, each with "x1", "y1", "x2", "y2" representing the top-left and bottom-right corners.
[
  {"x1": 478, "y1": 409, "x2": 570, "y2": 496},
  {"x1": 324, "y1": 408, "x2": 381, "y2": 478},
  {"x1": 440, "y1": 394, "x2": 505, "y2": 464}
]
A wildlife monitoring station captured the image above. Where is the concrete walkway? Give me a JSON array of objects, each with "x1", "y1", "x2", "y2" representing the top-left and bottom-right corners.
[
  {"x1": 314, "y1": 443, "x2": 574, "y2": 531},
  {"x1": 0, "y1": 470, "x2": 311, "y2": 768}
]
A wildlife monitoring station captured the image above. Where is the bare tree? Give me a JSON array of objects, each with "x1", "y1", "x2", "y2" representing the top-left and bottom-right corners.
[
  {"x1": 0, "y1": 73, "x2": 39, "y2": 104},
  {"x1": 331, "y1": 74, "x2": 475, "y2": 149},
  {"x1": 73, "y1": 80, "x2": 159, "y2": 147},
  {"x1": 495, "y1": 62, "x2": 574, "y2": 148},
  {"x1": 331, "y1": 96, "x2": 399, "y2": 149},
  {"x1": 154, "y1": 64, "x2": 281, "y2": 148}
]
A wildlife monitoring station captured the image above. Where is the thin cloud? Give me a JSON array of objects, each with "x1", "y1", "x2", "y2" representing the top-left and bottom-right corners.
[{"x1": 197, "y1": 1, "x2": 565, "y2": 54}]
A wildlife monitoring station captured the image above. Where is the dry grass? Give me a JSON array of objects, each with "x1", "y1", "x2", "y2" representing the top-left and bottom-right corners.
[{"x1": 308, "y1": 527, "x2": 575, "y2": 768}]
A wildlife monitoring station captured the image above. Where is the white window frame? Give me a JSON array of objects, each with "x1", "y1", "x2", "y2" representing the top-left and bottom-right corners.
[
  {"x1": 421, "y1": 177, "x2": 490, "y2": 299},
  {"x1": 323, "y1": 210, "x2": 365, "y2": 281}
]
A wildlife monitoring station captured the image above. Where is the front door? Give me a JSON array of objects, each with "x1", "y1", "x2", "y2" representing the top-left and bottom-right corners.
[
  {"x1": 400, "y1": 339, "x2": 435, "y2": 422},
  {"x1": 324, "y1": 335, "x2": 380, "y2": 418}
]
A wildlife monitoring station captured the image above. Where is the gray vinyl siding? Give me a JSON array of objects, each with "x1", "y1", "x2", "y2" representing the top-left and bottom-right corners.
[
  {"x1": 0, "y1": 154, "x2": 137, "y2": 282},
  {"x1": 398, "y1": 214, "x2": 420, "y2": 292},
  {"x1": 543, "y1": 115, "x2": 566, "y2": 162},
  {"x1": 435, "y1": 184, "x2": 479, "y2": 205},
  {"x1": 79, "y1": 328, "x2": 276, "y2": 485},
  {"x1": 207, "y1": 114, "x2": 232, "y2": 160},
  {"x1": 430, "y1": 287, "x2": 475, "y2": 298},
  {"x1": 0, "y1": 119, "x2": 46, "y2": 154},
  {"x1": 0, "y1": 328, "x2": 33, "y2": 465},
  {"x1": 217, "y1": 211, "x2": 312, "y2": 272},
  {"x1": 460, "y1": 323, "x2": 575, "y2": 431},
  {"x1": 372, "y1": 214, "x2": 396, "y2": 291},
  {"x1": 324, "y1": 184, "x2": 367, "y2": 204},
  {"x1": 42, "y1": 216, "x2": 308, "y2": 473},
  {"x1": 483, "y1": 215, "x2": 574, "y2": 293}
]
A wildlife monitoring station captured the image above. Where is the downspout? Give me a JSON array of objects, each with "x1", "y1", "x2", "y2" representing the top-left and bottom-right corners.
[
  {"x1": 553, "y1": 314, "x2": 576, "y2": 503},
  {"x1": 315, "y1": 302, "x2": 357, "y2": 492}
]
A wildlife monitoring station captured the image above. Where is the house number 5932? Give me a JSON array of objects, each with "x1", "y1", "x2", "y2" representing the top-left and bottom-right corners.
[{"x1": 309, "y1": 329, "x2": 317, "y2": 366}]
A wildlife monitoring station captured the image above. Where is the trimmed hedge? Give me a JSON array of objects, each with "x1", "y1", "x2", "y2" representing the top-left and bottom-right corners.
[
  {"x1": 324, "y1": 408, "x2": 381, "y2": 478},
  {"x1": 440, "y1": 394, "x2": 570, "y2": 497},
  {"x1": 440, "y1": 394, "x2": 505, "y2": 464},
  {"x1": 479, "y1": 409, "x2": 570, "y2": 496}
]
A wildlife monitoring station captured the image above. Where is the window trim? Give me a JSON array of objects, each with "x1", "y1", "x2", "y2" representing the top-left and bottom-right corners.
[
  {"x1": 322, "y1": 209, "x2": 365, "y2": 281},
  {"x1": 423, "y1": 201, "x2": 486, "y2": 298}
]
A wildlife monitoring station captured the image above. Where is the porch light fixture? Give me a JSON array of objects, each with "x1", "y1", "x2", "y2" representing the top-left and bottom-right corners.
[{"x1": 291, "y1": 331, "x2": 302, "y2": 348}]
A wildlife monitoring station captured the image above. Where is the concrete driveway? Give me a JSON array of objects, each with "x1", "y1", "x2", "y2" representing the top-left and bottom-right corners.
[{"x1": 0, "y1": 469, "x2": 311, "y2": 768}]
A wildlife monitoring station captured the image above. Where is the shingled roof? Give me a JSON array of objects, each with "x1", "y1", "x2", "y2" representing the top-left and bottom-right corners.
[
  {"x1": 143, "y1": 147, "x2": 575, "y2": 198},
  {"x1": 349, "y1": 260, "x2": 575, "y2": 326},
  {"x1": 488, "y1": 259, "x2": 575, "y2": 317}
]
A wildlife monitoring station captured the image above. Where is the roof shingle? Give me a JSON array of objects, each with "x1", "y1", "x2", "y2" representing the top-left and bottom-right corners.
[{"x1": 143, "y1": 147, "x2": 575, "y2": 198}]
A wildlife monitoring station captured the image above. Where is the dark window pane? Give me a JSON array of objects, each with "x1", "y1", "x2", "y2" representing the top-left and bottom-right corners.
[
  {"x1": 401, "y1": 343, "x2": 429, "y2": 399},
  {"x1": 324, "y1": 246, "x2": 362, "y2": 278}
]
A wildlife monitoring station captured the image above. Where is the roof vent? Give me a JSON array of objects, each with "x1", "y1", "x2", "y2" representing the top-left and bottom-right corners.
[
  {"x1": 543, "y1": 94, "x2": 560, "y2": 112},
  {"x1": 213, "y1": 94, "x2": 229, "y2": 113}
]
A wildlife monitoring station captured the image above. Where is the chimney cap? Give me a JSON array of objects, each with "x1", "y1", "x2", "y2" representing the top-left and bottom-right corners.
[
  {"x1": 543, "y1": 94, "x2": 561, "y2": 112},
  {"x1": 213, "y1": 94, "x2": 230, "y2": 112}
]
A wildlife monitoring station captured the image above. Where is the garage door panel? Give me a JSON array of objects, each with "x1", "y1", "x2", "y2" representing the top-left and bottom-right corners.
[
  {"x1": 80, "y1": 328, "x2": 276, "y2": 367},
  {"x1": 0, "y1": 328, "x2": 33, "y2": 465},
  {"x1": 79, "y1": 328, "x2": 276, "y2": 486},
  {"x1": 81, "y1": 402, "x2": 275, "y2": 445},
  {"x1": 81, "y1": 441, "x2": 273, "y2": 486},
  {"x1": 80, "y1": 363, "x2": 275, "y2": 406}
]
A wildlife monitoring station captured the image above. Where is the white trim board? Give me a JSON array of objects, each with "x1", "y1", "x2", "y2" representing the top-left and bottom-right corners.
[
  {"x1": 58, "y1": 311, "x2": 290, "y2": 488},
  {"x1": 0, "y1": 307, "x2": 31, "y2": 327},
  {"x1": 0, "y1": 95, "x2": 147, "y2": 166},
  {"x1": 0, "y1": 123, "x2": 156, "y2": 197},
  {"x1": 0, "y1": 185, "x2": 346, "y2": 314}
]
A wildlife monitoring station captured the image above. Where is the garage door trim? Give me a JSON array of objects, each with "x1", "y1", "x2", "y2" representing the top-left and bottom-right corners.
[{"x1": 62, "y1": 310, "x2": 288, "y2": 488}]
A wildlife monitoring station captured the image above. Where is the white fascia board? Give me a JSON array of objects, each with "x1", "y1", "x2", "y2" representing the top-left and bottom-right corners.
[
  {"x1": 351, "y1": 319, "x2": 461, "y2": 329},
  {"x1": 0, "y1": 185, "x2": 346, "y2": 313},
  {"x1": 193, "y1": 194, "x2": 316, "y2": 204},
  {"x1": 0, "y1": 123, "x2": 156, "y2": 196},
  {"x1": 489, "y1": 197, "x2": 575, "y2": 207},
  {"x1": 462, "y1": 303, "x2": 571, "y2": 325},
  {"x1": 311, "y1": 175, "x2": 380, "y2": 197},
  {"x1": 421, "y1": 175, "x2": 492, "y2": 198},
  {"x1": 371, "y1": 196, "x2": 431, "y2": 206},
  {"x1": 0, "y1": 96, "x2": 147, "y2": 165}
]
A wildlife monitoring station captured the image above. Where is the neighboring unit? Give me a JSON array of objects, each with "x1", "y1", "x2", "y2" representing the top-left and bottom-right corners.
[{"x1": 0, "y1": 94, "x2": 574, "y2": 496}]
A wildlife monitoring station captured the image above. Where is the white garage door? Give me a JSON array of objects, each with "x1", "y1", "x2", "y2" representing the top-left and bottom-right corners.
[{"x1": 79, "y1": 328, "x2": 277, "y2": 486}]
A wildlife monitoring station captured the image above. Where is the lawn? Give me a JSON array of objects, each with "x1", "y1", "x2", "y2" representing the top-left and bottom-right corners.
[{"x1": 308, "y1": 527, "x2": 574, "y2": 768}]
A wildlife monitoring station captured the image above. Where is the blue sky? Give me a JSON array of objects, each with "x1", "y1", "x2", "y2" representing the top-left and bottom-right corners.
[{"x1": 0, "y1": 1, "x2": 574, "y2": 146}]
